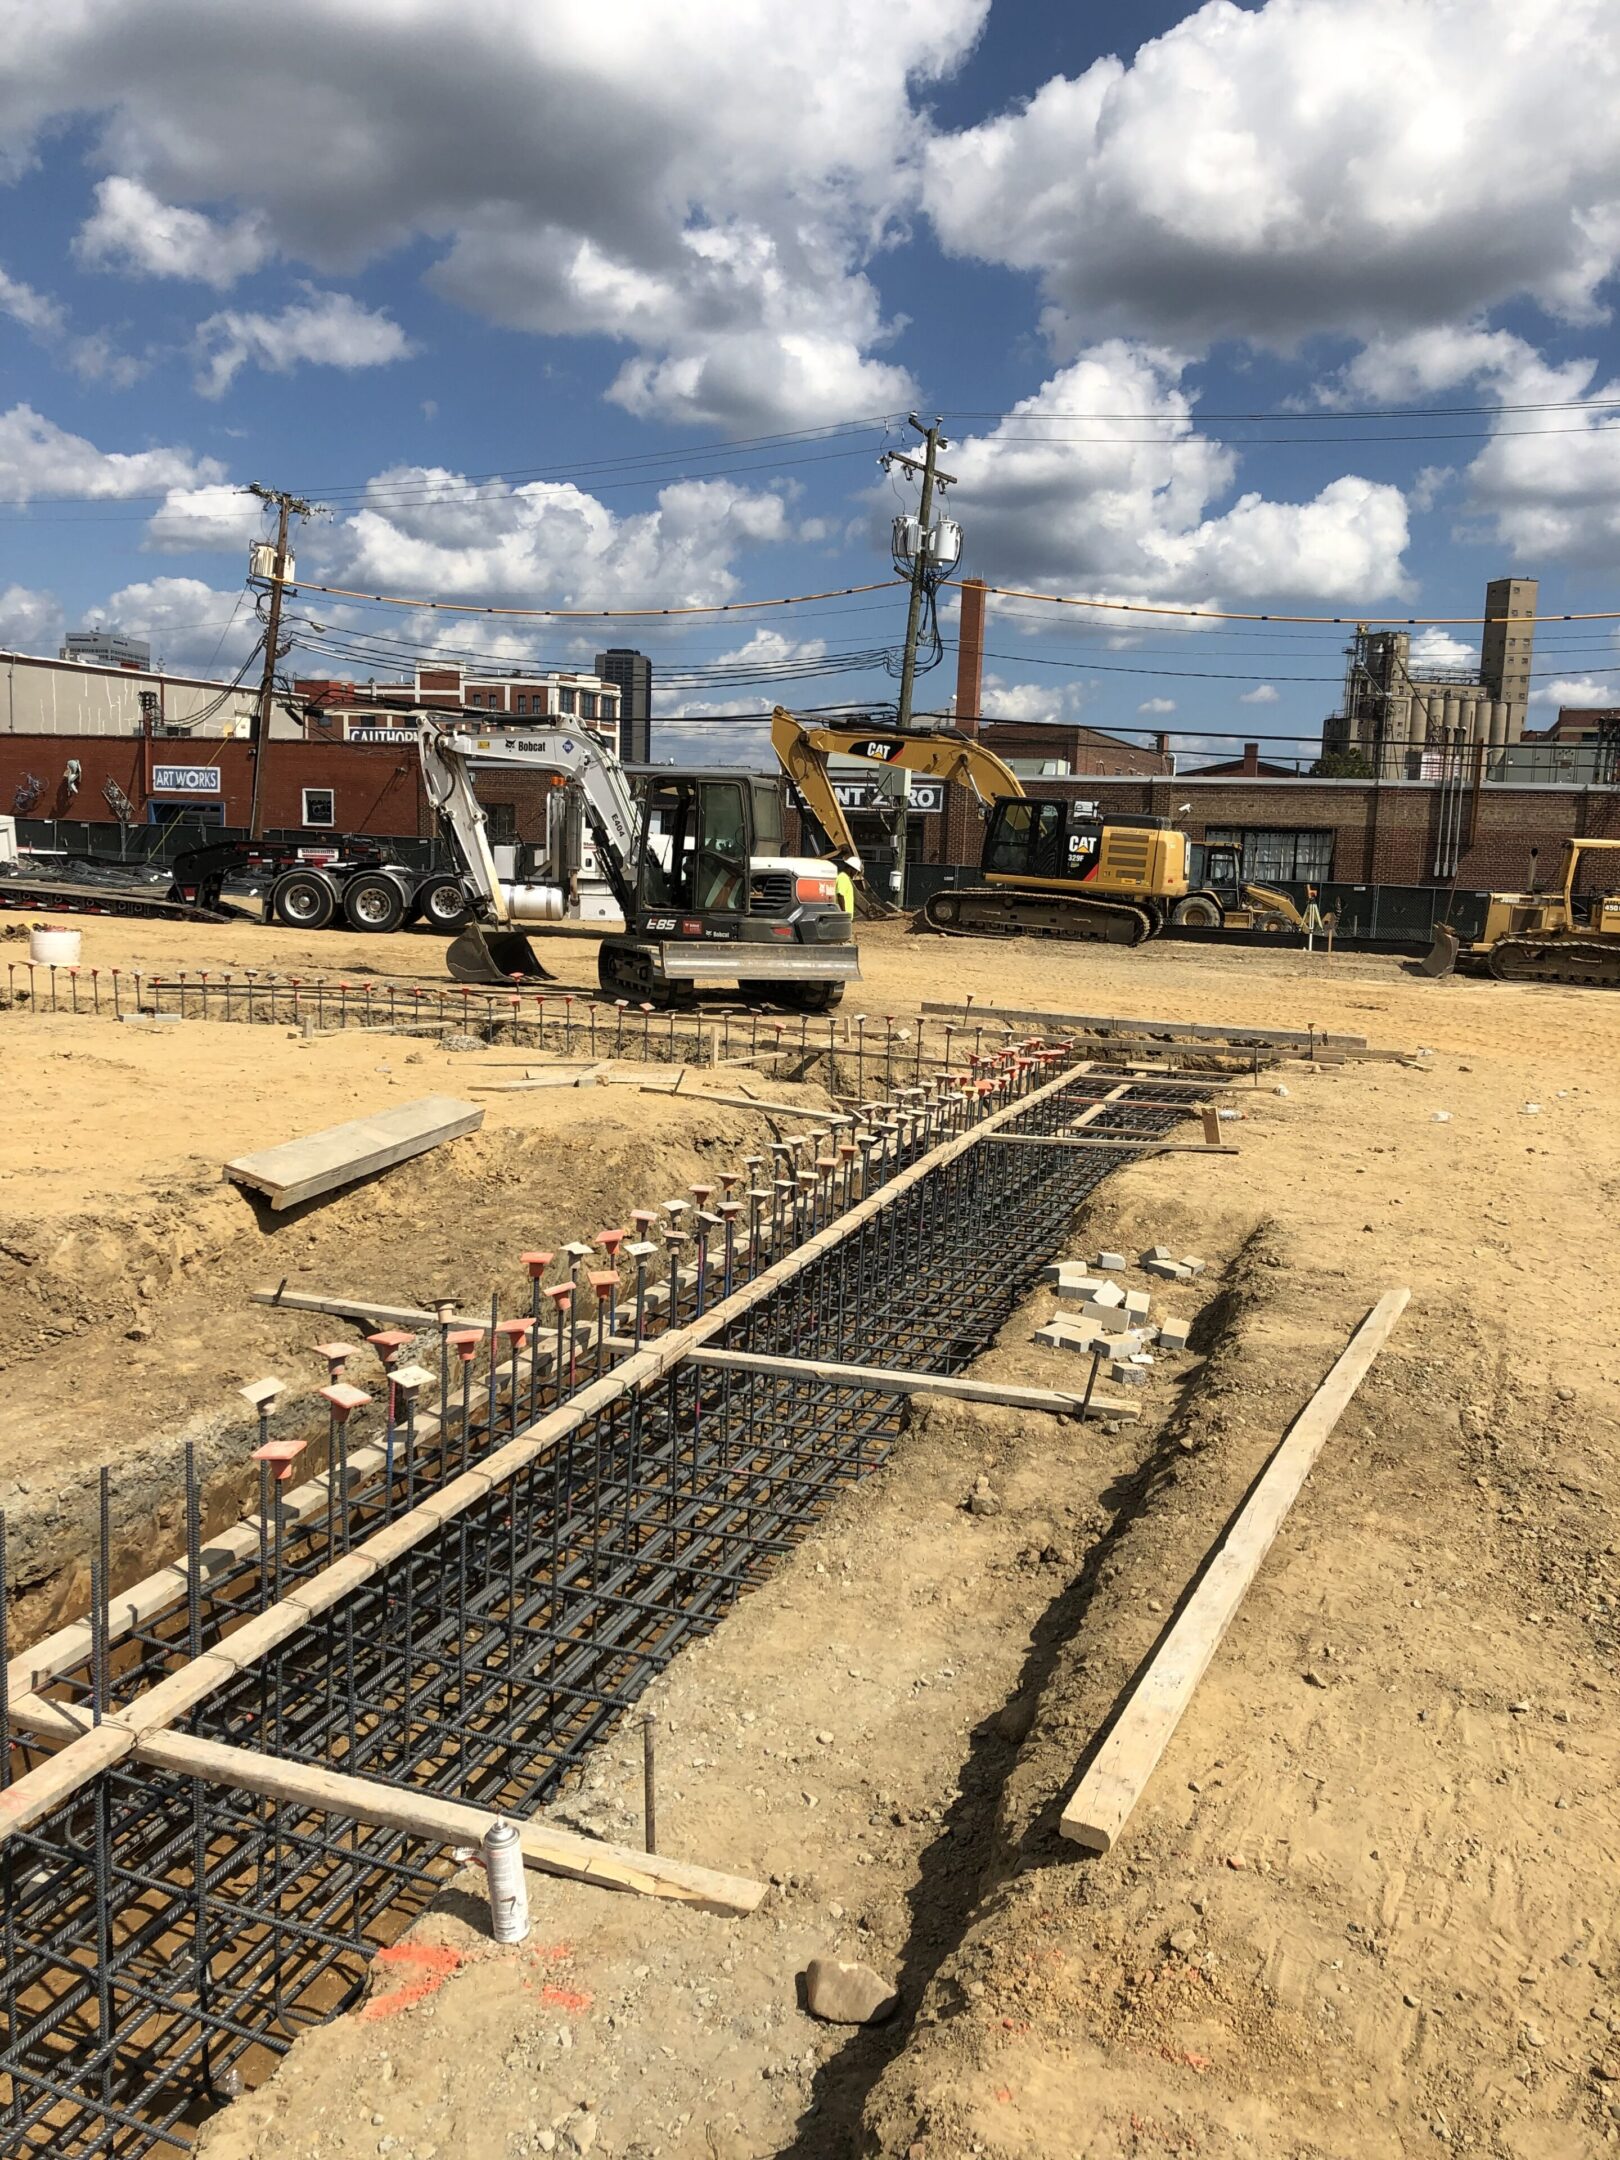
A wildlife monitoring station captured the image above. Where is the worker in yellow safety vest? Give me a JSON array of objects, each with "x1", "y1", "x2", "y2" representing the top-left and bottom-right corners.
[{"x1": 834, "y1": 867, "x2": 856, "y2": 919}]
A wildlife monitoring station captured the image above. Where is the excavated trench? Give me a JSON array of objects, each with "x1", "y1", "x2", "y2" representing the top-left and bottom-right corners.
[{"x1": 0, "y1": 1059, "x2": 1198, "y2": 2158}]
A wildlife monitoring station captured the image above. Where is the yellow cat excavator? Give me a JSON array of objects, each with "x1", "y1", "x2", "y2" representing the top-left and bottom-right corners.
[
  {"x1": 1422, "y1": 837, "x2": 1620, "y2": 986},
  {"x1": 772, "y1": 709, "x2": 1232, "y2": 944}
]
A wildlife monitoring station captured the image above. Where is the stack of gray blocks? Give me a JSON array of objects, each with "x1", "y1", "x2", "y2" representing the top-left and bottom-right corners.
[{"x1": 1034, "y1": 1248, "x2": 1200, "y2": 1374}]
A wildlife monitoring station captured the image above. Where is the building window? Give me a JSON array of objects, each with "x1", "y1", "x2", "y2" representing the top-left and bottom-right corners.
[
  {"x1": 302, "y1": 787, "x2": 336, "y2": 828},
  {"x1": 580, "y1": 691, "x2": 597, "y2": 720},
  {"x1": 485, "y1": 800, "x2": 518, "y2": 843},
  {"x1": 531, "y1": 687, "x2": 548, "y2": 717},
  {"x1": 1205, "y1": 826, "x2": 1333, "y2": 884},
  {"x1": 515, "y1": 693, "x2": 528, "y2": 716},
  {"x1": 557, "y1": 687, "x2": 576, "y2": 715}
]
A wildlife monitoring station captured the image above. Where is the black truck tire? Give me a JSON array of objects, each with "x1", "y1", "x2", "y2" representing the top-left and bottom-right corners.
[
  {"x1": 416, "y1": 875, "x2": 471, "y2": 931},
  {"x1": 270, "y1": 867, "x2": 339, "y2": 930},
  {"x1": 342, "y1": 871, "x2": 409, "y2": 934}
]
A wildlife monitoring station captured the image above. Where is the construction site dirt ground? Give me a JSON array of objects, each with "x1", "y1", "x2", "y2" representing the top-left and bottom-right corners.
[{"x1": 3, "y1": 912, "x2": 1618, "y2": 2158}]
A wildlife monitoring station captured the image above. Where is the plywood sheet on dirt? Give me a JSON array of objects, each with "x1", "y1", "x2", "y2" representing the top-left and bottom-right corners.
[{"x1": 223, "y1": 1096, "x2": 483, "y2": 1210}]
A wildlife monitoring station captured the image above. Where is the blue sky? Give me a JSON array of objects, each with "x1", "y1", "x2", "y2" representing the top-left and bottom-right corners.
[{"x1": 3, "y1": 0, "x2": 1620, "y2": 767}]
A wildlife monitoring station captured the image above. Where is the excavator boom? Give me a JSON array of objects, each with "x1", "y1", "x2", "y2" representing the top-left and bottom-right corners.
[{"x1": 770, "y1": 707, "x2": 1025, "y2": 889}]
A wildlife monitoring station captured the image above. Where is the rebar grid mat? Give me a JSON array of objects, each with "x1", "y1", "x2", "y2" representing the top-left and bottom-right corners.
[{"x1": 0, "y1": 1065, "x2": 1191, "y2": 2157}]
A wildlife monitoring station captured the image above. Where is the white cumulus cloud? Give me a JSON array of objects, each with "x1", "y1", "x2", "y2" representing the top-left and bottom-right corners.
[
  {"x1": 0, "y1": 0, "x2": 985, "y2": 431},
  {"x1": 332, "y1": 466, "x2": 792, "y2": 612},
  {"x1": 89, "y1": 576, "x2": 257, "y2": 675},
  {"x1": 979, "y1": 675, "x2": 1093, "y2": 726},
  {"x1": 1239, "y1": 682, "x2": 1279, "y2": 704},
  {"x1": 924, "y1": 0, "x2": 1620, "y2": 348},
  {"x1": 76, "y1": 175, "x2": 271, "y2": 286},
  {"x1": 0, "y1": 266, "x2": 65, "y2": 337},
  {"x1": 950, "y1": 343, "x2": 1409, "y2": 602},
  {"x1": 0, "y1": 583, "x2": 62, "y2": 651},
  {"x1": 0, "y1": 403, "x2": 221, "y2": 502},
  {"x1": 1137, "y1": 696, "x2": 1175, "y2": 714},
  {"x1": 194, "y1": 287, "x2": 412, "y2": 397},
  {"x1": 1530, "y1": 674, "x2": 1619, "y2": 709}
]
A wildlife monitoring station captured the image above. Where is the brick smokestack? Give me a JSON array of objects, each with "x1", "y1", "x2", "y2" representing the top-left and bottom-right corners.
[{"x1": 954, "y1": 577, "x2": 987, "y2": 736}]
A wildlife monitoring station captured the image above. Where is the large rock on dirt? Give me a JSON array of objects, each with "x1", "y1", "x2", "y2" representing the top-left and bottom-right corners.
[{"x1": 805, "y1": 1956, "x2": 898, "y2": 2025}]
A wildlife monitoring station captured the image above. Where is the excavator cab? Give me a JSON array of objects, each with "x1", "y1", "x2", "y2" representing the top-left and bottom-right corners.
[{"x1": 637, "y1": 776, "x2": 752, "y2": 918}]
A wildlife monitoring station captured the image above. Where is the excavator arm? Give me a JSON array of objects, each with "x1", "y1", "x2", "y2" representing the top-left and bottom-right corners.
[
  {"x1": 417, "y1": 715, "x2": 644, "y2": 980},
  {"x1": 770, "y1": 707, "x2": 1025, "y2": 887}
]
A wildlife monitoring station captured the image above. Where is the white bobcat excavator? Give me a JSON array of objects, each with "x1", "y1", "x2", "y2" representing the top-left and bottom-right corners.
[{"x1": 416, "y1": 715, "x2": 859, "y2": 1009}]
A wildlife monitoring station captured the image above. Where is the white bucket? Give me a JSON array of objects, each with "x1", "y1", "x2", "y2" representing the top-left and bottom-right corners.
[{"x1": 29, "y1": 926, "x2": 82, "y2": 967}]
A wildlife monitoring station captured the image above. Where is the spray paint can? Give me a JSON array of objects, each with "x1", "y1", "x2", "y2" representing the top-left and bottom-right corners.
[{"x1": 483, "y1": 1818, "x2": 530, "y2": 1945}]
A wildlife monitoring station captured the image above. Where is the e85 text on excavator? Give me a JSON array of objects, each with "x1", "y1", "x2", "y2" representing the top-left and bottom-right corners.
[
  {"x1": 418, "y1": 715, "x2": 858, "y2": 1009},
  {"x1": 771, "y1": 708, "x2": 1296, "y2": 942}
]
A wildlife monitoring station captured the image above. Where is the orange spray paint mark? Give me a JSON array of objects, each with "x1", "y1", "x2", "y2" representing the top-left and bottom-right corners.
[{"x1": 358, "y1": 1942, "x2": 466, "y2": 2022}]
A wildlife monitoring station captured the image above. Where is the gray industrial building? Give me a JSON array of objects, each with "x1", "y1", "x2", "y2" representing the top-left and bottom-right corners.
[{"x1": 1323, "y1": 575, "x2": 1538, "y2": 763}]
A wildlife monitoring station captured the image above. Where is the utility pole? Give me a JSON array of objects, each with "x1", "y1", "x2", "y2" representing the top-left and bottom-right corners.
[
  {"x1": 246, "y1": 484, "x2": 318, "y2": 839},
  {"x1": 881, "y1": 416, "x2": 958, "y2": 731}
]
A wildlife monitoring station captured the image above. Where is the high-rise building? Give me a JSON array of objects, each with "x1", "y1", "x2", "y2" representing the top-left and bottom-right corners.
[
  {"x1": 596, "y1": 648, "x2": 652, "y2": 764},
  {"x1": 1480, "y1": 575, "x2": 1537, "y2": 738},
  {"x1": 60, "y1": 628, "x2": 150, "y2": 671}
]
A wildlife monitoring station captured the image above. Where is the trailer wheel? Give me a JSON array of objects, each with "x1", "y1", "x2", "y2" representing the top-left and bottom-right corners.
[
  {"x1": 342, "y1": 871, "x2": 408, "y2": 934},
  {"x1": 417, "y1": 875, "x2": 471, "y2": 932},
  {"x1": 270, "y1": 867, "x2": 339, "y2": 930}
]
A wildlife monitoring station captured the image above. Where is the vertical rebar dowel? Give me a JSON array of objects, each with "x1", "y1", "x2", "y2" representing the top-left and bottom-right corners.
[
  {"x1": 642, "y1": 1713, "x2": 658, "y2": 1854},
  {"x1": 486, "y1": 1292, "x2": 500, "y2": 1439},
  {"x1": 92, "y1": 1467, "x2": 110, "y2": 1723},
  {"x1": 184, "y1": 1443, "x2": 203, "y2": 1662},
  {"x1": 1080, "y1": 1340, "x2": 1106, "y2": 1423},
  {"x1": 259, "y1": 1458, "x2": 271, "y2": 1612}
]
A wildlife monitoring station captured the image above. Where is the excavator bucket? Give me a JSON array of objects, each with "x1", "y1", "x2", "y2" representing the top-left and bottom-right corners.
[
  {"x1": 445, "y1": 923, "x2": 556, "y2": 985},
  {"x1": 1419, "y1": 923, "x2": 1461, "y2": 978}
]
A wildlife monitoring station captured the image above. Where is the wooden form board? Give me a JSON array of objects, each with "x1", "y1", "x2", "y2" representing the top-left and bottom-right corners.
[
  {"x1": 0, "y1": 1057, "x2": 1103, "y2": 1847},
  {"x1": 224, "y1": 1097, "x2": 483, "y2": 1210},
  {"x1": 921, "y1": 1001, "x2": 1367, "y2": 1049},
  {"x1": 6, "y1": 1708, "x2": 763, "y2": 1913},
  {"x1": 1059, "y1": 1288, "x2": 1410, "y2": 1854},
  {"x1": 653, "y1": 1345, "x2": 1141, "y2": 1421},
  {"x1": 984, "y1": 1134, "x2": 1239, "y2": 1156}
]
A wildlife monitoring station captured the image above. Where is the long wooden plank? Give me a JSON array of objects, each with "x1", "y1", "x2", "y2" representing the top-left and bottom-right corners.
[
  {"x1": 677, "y1": 1091, "x2": 849, "y2": 1123},
  {"x1": 140, "y1": 1732, "x2": 764, "y2": 1913},
  {"x1": 250, "y1": 1285, "x2": 491, "y2": 1331},
  {"x1": 224, "y1": 1096, "x2": 484, "y2": 1209},
  {"x1": 5, "y1": 1708, "x2": 762, "y2": 1912},
  {"x1": 921, "y1": 1002, "x2": 1366, "y2": 1049},
  {"x1": 984, "y1": 1134, "x2": 1239, "y2": 1155},
  {"x1": 1059, "y1": 1288, "x2": 1410, "y2": 1854},
  {"x1": 2, "y1": 1057, "x2": 1100, "y2": 1840},
  {"x1": 658, "y1": 1346, "x2": 1141, "y2": 1421}
]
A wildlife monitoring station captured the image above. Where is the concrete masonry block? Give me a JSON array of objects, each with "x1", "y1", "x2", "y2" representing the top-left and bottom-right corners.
[
  {"x1": 1157, "y1": 1317, "x2": 1192, "y2": 1353},
  {"x1": 1053, "y1": 1276, "x2": 1106, "y2": 1305},
  {"x1": 1122, "y1": 1290, "x2": 1152, "y2": 1323},
  {"x1": 1096, "y1": 1251, "x2": 1128, "y2": 1273},
  {"x1": 1110, "y1": 1362, "x2": 1152, "y2": 1387},
  {"x1": 1144, "y1": 1245, "x2": 1173, "y2": 1263},
  {"x1": 1181, "y1": 1257, "x2": 1207, "y2": 1275},
  {"x1": 1090, "y1": 1279, "x2": 1126, "y2": 1309}
]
